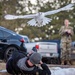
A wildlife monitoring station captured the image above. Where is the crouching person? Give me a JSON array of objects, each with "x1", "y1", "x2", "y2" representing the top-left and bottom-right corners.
[{"x1": 6, "y1": 50, "x2": 51, "y2": 75}]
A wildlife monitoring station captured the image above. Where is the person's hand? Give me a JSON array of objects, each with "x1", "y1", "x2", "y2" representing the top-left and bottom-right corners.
[
  {"x1": 64, "y1": 29, "x2": 71, "y2": 33},
  {"x1": 67, "y1": 30, "x2": 71, "y2": 33},
  {"x1": 39, "y1": 61, "x2": 43, "y2": 65},
  {"x1": 27, "y1": 50, "x2": 33, "y2": 56}
]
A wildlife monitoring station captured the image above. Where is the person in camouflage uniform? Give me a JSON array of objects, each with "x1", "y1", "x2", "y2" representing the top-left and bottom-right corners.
[{"x1": 59, "y1": 19, "x2": 74, "y2": 65}]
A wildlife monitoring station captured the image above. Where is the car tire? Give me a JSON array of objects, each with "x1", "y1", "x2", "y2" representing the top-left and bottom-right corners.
[{"x1": 4, "y1": 46, "x2": 18, "y2": 62}]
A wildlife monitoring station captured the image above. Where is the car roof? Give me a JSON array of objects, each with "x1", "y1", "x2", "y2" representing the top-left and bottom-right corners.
[{"x1": 0, "y1": 26, "x2": 17, "y2": 35}]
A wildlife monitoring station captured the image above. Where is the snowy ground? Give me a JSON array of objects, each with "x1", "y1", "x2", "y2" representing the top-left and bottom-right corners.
[
  {"x1": 0, "y1": 67, "x2": 75, "y2": 75},
  {"x1": 50, "y1": 67, "x2": 75, "y2": 75}
]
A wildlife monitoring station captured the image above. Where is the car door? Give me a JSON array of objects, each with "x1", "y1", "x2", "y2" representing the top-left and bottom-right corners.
[
  {"x1": 0, "y1": 30, "x2": 5, "y2": 48},
  {"x1": 0, "y1": 30, "x2": 8, "y2": 59}
]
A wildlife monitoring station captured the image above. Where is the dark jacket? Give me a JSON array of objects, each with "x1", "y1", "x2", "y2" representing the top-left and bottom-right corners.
[{"x1": 6, "y1": 50, "x2": 51, "y2": 75}]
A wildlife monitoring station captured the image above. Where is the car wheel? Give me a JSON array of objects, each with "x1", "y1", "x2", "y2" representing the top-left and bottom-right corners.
[{"x1": 4, "y1": 46, "x2": 18, "y2": 62}]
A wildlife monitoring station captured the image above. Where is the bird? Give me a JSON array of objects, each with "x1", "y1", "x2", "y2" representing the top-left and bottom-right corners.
[{"x1": 4, "y1": 3, "x2": 74, "y2": 27}]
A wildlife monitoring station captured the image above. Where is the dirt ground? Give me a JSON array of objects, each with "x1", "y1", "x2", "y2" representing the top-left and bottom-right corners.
[
  {"x1": 0, "y1": 62, "x2": 10, "y2": 75},
  {"x1": 0, "y1": 62, "x2": 6, "y2": 70}
]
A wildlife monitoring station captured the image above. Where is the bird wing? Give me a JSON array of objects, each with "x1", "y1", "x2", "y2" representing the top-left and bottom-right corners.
[
  {"x1": 4, "y1": 15, "x2": 19, "y2": 20},
  {"x1": 44, "y1": 3, "x2": 74, "y2": 16},
  {"x1": 4, "y1": 14, "x2": 37, "y2": 20}
]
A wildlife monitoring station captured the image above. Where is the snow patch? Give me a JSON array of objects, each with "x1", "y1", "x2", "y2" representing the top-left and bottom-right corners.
[{"x1": 0, "y1": 67, "x2": 75, "y2": 75}]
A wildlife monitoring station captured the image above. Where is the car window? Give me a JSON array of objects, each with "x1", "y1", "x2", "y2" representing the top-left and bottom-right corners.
[
  {"x1": 3, "y1": 31, "x2": 12, "y2": 38},
  {"x1": 0, "y1": 30, "x2": 4, "y2": 38}
]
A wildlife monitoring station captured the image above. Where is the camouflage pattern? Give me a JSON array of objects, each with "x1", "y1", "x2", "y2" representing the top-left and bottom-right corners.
[{"x1": 59, "y1": 25, "x2": 74, "y2": 60}]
